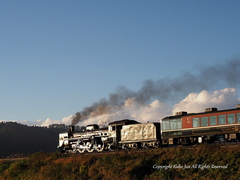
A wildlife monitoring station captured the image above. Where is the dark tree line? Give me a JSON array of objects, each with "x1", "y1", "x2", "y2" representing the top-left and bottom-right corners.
[{"x1": 0, "y1": 122, "x2": 66, "y2": 158}]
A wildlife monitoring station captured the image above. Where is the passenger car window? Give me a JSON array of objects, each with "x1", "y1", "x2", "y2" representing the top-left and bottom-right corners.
[
  {"x1": 228, "y1": 114, "x2": 235, "y2": 124},
  {"x1": 218, "y1": 115, "x2": 226, "y2": 125},
  {"x1": 193, "y1": 118, "x2": 200, "y2": 127},
  {"x1": 201, "y1": 117, "x2": 208, "y2": 126},
  {"x1": 210, "y1": 116, "x2": 216, "y2": 126}
]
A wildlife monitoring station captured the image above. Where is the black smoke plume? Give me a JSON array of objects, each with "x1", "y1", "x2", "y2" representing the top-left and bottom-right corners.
[{"x1": 71, "y1": 59, "x2": 240, "y2": 125}]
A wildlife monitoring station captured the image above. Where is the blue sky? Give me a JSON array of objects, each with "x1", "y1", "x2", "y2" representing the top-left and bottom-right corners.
[{"x1": 1, "y1": 1, "x2": 240, "y2": 125}]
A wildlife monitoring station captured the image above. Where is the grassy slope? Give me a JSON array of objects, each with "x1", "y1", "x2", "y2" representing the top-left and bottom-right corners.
[{"x1": 0, "y1": 145, "x2": 240, "y2": 180}]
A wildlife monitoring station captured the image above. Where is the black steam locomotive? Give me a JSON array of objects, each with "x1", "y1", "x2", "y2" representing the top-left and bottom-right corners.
[{"x1": 58, "y1": 105, "x2": 240, "y2": 153}]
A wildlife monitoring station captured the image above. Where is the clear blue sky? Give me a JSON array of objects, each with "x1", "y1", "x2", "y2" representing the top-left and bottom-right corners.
[{"x1": 1, "y1": 1, "x2": 240, "y2": 123}]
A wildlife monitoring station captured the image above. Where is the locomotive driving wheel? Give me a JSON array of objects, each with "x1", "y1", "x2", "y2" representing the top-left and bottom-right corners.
[
  {"x1": 86, "y1": 143, "x2": 94, "y2": 152},
  {"x1": 96, "y1": 142, "x2": 105, "y2": 152},
  {"x1": 86, "y1": 147, "x2": 94, "y2": 152},
  {"x1": 78, "y1": 148, "x2": 85, "y2": 153}
]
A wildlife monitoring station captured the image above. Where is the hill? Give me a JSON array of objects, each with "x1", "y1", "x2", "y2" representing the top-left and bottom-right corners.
[
  {"x1": 0, "y1": 122, "x2": 66, "y2": 158},
  {"x1": 0, "y1": 145, "x2": 239, "y2": 180}
]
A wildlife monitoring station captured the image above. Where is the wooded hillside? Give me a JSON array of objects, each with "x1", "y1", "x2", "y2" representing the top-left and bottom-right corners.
[{"x1": 0, "y1": 122, "x2": 65, "y2": 158}]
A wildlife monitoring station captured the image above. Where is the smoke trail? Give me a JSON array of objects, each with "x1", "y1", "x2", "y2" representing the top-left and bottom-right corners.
[{"x1": 71, "y1": 58, "x2": 240, "y2": 125}]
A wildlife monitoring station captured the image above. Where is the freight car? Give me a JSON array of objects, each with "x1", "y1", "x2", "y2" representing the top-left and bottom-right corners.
[{"x1": 58, "y1": 105, "x2": 240, "y2": 153}]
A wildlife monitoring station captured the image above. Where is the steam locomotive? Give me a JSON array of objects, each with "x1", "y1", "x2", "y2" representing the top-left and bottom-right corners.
[{"x1": 58, "y1": 105, "x2": 240, "y2": 153}]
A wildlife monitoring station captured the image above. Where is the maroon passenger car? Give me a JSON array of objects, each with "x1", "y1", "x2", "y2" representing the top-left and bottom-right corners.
[{"x1": 161, "y1": 105, "x2": 240, "y2": 145}]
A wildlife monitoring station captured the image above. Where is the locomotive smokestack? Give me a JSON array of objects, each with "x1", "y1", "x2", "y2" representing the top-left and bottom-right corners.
[{"x1": 68, "y1": 126, "x2": 75, "y2": 132}]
